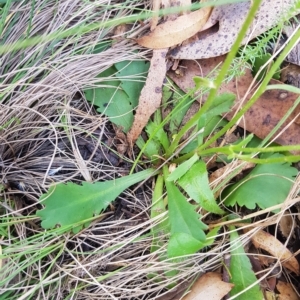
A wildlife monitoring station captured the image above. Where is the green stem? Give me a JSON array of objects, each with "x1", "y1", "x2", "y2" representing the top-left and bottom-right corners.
[
  {"x1": 197, "y1": 24, "x2": 300, "y2": 153},
  {"x1": 175, "y1": 144, "x2": 300, "y2": 164},
  {"x1": 151, "y1": 174, "x2": 165, "y2": 220},
  {"x1": 233, "y1": 154, "x2": 300, "y2": 164},
  {"x1": 166, "y1": 0, "x2": 263, "y2": 157}
]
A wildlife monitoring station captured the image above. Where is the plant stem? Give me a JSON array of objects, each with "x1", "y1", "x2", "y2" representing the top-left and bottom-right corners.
[
  {"x1": 198, "y1": 22, "x2": 300, "y2": 152},
  {"x1": 167, "y1": 0, "x2": 263, "y2": 158}
]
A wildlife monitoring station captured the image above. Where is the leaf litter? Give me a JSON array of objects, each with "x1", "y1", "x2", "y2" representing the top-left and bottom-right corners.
[
  {"x1": 171, "y1": 0, "x2": 299, "y2": 59},
  {"x1": 137, "y1": 5, "x2": 212, "y2": 49},
  {"x1": 128, "y1": 0, "x2": 211, "y2": 145},
  {"x1": 168, "y1": 56, "x2": 300, "y2": 148},
  {"x1": 1, "y1": 0, "x2": 299, "y2": 299},
  {"x1": 127, "y1": 49, "x2": 167, "y2": 145},
  {"x1": 247, "y1": 228, "x2": 300, "y2": 275}
]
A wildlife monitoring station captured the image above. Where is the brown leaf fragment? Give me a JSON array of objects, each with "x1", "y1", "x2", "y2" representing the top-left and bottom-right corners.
[
  {"x1": 278, "y1": 212, "x2": 295, "y2": 238},
  {"x1": 137, "y1": 6, "x2": 212, "y2": 49},
  {"x1": 209, "y1": 161, "x2": 255, "y2": 198},
  {"x1": 276, "y1": 281, "x2": 300, "y2": 300},
  {"x1": 209, "y1": 161, "x2": 254, "y2": 184},
  {"x1": 168, "y1": 57, "x2": 300, "y2": 150},
  {"x1": 127, "y1": 49, "x2": 167, "y2": 145},
  {"x1": 250, "y1": 229, "x2": 299, "y2": 275},
  {"x1": 171, "y1": 0, "x2": 298, "y2": 59},
  {"x1": 182, "y1": 272, "x2": 233, "y2": 300},
  {"x1": 281, "y1": 62, "x2": 300, "y2": 88}
]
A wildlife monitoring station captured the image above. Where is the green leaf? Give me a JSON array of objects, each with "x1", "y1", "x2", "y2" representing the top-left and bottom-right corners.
[
  {"x1": 229, "y1": 226, "x2": 264, "y2": 299},
  {"x1": 136, "y1": 136, "x2": 161, "y2": 160},
  {"x1": 150, "y1": 175, "x2": 168, "y2": 253},
  {"x1": 204, "y1": 93, "x2": 236, "y2": 120},
  {"x1": 180, "y1": 94, "x2": 234, "y2": 154},
  {"x1": 194, "y1": 76, "x2": 216, "y2": 89},
  {"x1": 115, "y1": 60, "x2": 149, "y2": 107},
  {"x1": 203, "y1": 116, "x2": 227, "y2": 138},
  {"x1": 168, "y1": 225, "x2": 221, "y2": 258},
  {"x1": 178, "y1": 161, "x2": 225, "y2": 215},
  {"x1": 84, "y1": 66, "x2": 133, "y2": 132},
  {"x1": 91, "y1": 41, "x2": 111, "y2": 54},
  {"x1": 0, "y1": 0, "x2": 21, "y2": 3},
  {"x1": 167, "y1": 154, "x2": 199, "y2": 182},
  {"x1": 167, "y1": 233, "x2": 204, "y2": 258},
  {"x1": 224, "y1": 153, "x2": 297, "y2": 210},
  {"x1": 204, "y1": 226, "x2": 221, "y2": 247},
  {"x1": 36, "y1": 169, "x2": 155, "y2": 233},
  {"x1": 84, "y1": 60, "x2": 149, "y2": 133},
  {"x1": 165, "y1": 178, "x2": 207, "y2": 242},
  {"x1": 146, "y1": 120, "x2": 169, "y2": 152},
  {"x1": 165, "y1": 86, "x2": 194, "y2": 136},
  {"x1": 252, "y1": 53, "x2": 280, "y2": 81}
]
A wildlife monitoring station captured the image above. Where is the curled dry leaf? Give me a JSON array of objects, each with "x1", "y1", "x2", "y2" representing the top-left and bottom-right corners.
[
  {"x1": 249, "y1": 229, "x2": 299, "y2": 275},
  {"x1": 171, "y1": 0, "x2": 298, "y2": 59},
  {"x1": 276, "y1": 281, "x2": 300, "y2": 300},
  {"x1": 278, "y1": 212, "x2": 295, "y2": 238},
  {"x1": 127, "y1": 49, "x2": 167, "y2": 145},
  {"x1": 182, "y1": 272, "x2": 233, "y2": 300},
  {"x1": 137, "y1": 6, "x2": 212, "y2": 49}
]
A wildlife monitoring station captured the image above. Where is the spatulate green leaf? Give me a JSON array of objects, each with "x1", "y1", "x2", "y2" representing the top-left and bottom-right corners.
[
  {"x1": 229, "y1": 226, "x2": 264, "y2": 299},
  {"x1": 36, "y1": 169, "x2": 155, "y2": 233},
  {"x1": 84, "y1": 66, "x2": 133, "y2": 132},
  {"x1": 115, "y1": 60, "x2": 149, "y2": 106},
  {"x1": 224, "y1": 153, "x2": 297, "y2": 210},
  {"x1": 84, "y1": 60, "x2": 149, "y2": 133}
]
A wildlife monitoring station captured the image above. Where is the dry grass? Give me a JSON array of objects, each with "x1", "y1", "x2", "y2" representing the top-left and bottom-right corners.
[{"x1": 0, "y1": 0, "x2": 300, "y2": 299}]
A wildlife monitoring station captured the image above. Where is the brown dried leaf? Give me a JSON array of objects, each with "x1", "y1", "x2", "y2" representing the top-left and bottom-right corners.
[
  {"x1": 250, "y1": 229, "x2": 299, "y2": 275},
  {"x1": 171, "y1": 0, "x2": 298, "y2": 59},
  {"x1": 127, "y1": 49, "x2": 167, "y2": 145},
  {"x1": 168, "y1": 57, "x2": 300, "y2": 150},
  {"x1": 281, "y1": 62, "x2": 300, "y2": 88},
  {"x1": 182, "y1": 272, "x2": 233, "y2": 300},
  {"x1": 278, "y1": 213, "x2": 295, "y2": 238},
  {"x1": 276, "y1": 281, "x2": 300, "y2": 300},
  {"x1": 137, "y1": 6, "x2": 212, "y2": 49}
]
